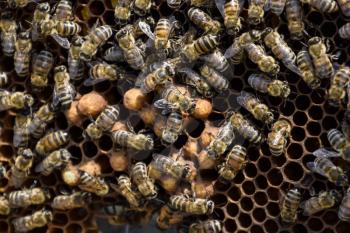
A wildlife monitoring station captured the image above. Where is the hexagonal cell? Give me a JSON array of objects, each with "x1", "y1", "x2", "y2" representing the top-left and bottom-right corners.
[
  {"x1": 227, "y1": 186, "x2": 241, "y2": 202},
  {"x1": 257, "y1": 157, "x2": 271, "y2": 172},
  {"x1": 295, "y1": 95, "x2": 311, "y2": 111},
  {"x1": 293, "y1": 224, "x2": 308, "y2": 233},
  {"x1": 267, "y1": 168, "x2": 283, "y2": 186},
  {"x1": 336, "y1": 221, "x2": 350, "y2": 233},
  {"x1": 309, "y1": 106, "x2": 324, "y2": 120},
  {"x1": 226, "y1": 203, "x2": 239, "y2": 218},
  {"x1": 307, "y1": 218, "x2": 324, "y2": 232},
  {"x1": 306, "y1": 121, "x2": 322, "y2": 136},
  {"x1": 322, "y1": 210, "x2": 339, "y2": 225},
  {"x1": 266, "y1": 202, "x2": 280, "y2": 217},
  {"x1": 264, "y1": 219, "x2": 279, "y2": 233},
  {"x1": 244, "y1": 163, "x2": 257, "y2": 178},
  {"x1": 66, "y1": 223, "x2": 82, "y2": 233},
  {"x1": 304, "y1": 137, "x2": 320, "y2": 153},
  {"x1": 52, "y1": 212, "x2": 68, "y2": 227},
  {"x1": 82, "y1": 141, "x2": 98, "y2": 158},
  {"x1": 254, "y1": 191, "x2": 268, "y2": 206},
  {"x1": 255, "y1": 175, "x2": 268, "y2": 189},
  {"x1": 211, "y1": 193, "x2": 228, "y2": 208},
  {"x1": 240, "y1": 197, "x2": 254, "y2": 211},
  {"x1": 238, "y1": 213, "x2": 252, "y2": 228},
  {"x1": 293, "y1": 111, "x2": 308, "y2": 126},
  {"x1": 283, "y1": 161, "x2": 304, "y2": 182},
  {"x1": 291, "y1": 127, "x2": 306, "y2": 141},
  {"x1": 224, "y1": 219, "x2": 237, "y2": 233},
  {"x1": 68, "y1": 208, "x2": 89, "y2": 222},
  {"x1": 242, "y1": 181, "x2": 255, "y2": 195}
]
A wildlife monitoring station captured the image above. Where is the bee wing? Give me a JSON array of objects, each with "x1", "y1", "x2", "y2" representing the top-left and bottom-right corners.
[
  {"x1": 135, "y1": 70, "x2": 148, "y2": 89},
  {"x1": 154, "y1": 99, "x2": 178, "y2": 114},
  {"x1": 83, "y1": 77, "x2": 108, "y2": 86},
  {"x1": 272, "y1": 131, "x2": 284, "y2": 145},
  {"x1": 138, "y1": 21, "x2": 155, "y2": 40},
  {"x1": 283, "y1": 61, "x2": 302, "y2": 76},
  {"x1": 224, "y1": 40, "x2": 242, "y2": 58},
  {"x1": 313, "y1": 148, "x2": 340, "y2": 158},
  {"x1": 51, "y1": 34, "x2": 71, "y2": 49},
  {"x1": 306, "y1": 162, "x2": 322, "y2": 174},
  {"x1": 214, "y1": 0, "x2": 225, "y2": 17},
  {"x1": 34, "y1": 161, "x2": 44, "y2": 173},
  {"x1": 103, "y1": 46, "x2": 124, "y2": 62},
  {"x1": 236, "y1": 91, "x2": 252, "y2": 108}
]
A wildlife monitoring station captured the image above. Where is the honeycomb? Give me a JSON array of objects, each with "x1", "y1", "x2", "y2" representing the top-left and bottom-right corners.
[{"x1": 0, "y1": 0, "x2": 350, "y2": 233}]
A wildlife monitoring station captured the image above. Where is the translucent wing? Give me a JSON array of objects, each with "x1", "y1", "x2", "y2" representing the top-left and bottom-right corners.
[
  {"x1": 103, "y1": 46, "x2": 124, "y2": 62},
  {"x1": 313, "y1": 148, "x2": 340, "y2": 158},
  {"x1": 224, "y1": 39, "x2": 243, "y2": 58},
  {"x1": 154, "y1": 99, "x2": 178, "y2": 112},
  {"x1": 236, "y1": 91, "x2": 253, "y2": 108},
  {"x1": 138, "y1": 21, "x2": 155, "y2": 40},
  {"x1": 283, "y1": 61, "x2": 302, "y2": 76},
  {"x1": 134, "y1": 70, "x2": 148, "y2": 88},
  {"x1": 214, "y1": 0, "x2": 225, "y2": 17},
  {"x1": 306, "y1": 162, "x2": 323, "y2": 175},
  {"x1": 272, "y1": 131, "x2": 284, "y2": 145},
  {"x1": 83, "y1": 77, "x2": 109, "y2": 86},
  {"x1": 34, "y1": 162, "x2": 44, "y2": 173},
  {"x1": 51, "y1": 34, "x2": 71, "y2": 49}
]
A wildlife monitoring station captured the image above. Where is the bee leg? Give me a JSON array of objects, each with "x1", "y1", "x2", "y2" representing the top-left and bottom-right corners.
[{"x1": 126, "y1": 120, "x2": 136, "y2": 133}]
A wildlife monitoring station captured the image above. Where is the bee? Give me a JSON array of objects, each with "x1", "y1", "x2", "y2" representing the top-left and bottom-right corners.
[
  {"x1": 12, "y1": 209, "x2": 53, "y2": 232},
  {"x1": 0, "y1": 12, "x2": 17, "y2": 56},
  {"x1": 85, "y1": 63, "x2": 126, "y2": 86},
  {"x1": 201, "y1": 50, "x2": 230, "y2": 74},
  {"x1": 35, "y1": 149, "x2": 71, "y2": 176},
  {"x1": 187, "y1": 8, "x2": 221, "y2": 35},
  {"x1": 52, "y1": 0, "x2": 73, "y2": 21},
  {"x1": 112, "y1": 130, "x2": 154, "y2": 151},
  {"x1": 78, "y1": 170, "x2": 109, "y2": 196},
  {"x1": 54, "y1": 20, "x2": 81, "y2": 37},
  {"x1": 103, "y1": 45, "x2": 124, "y2": 63},
  {"x1": 80, "y1": 24, "x2": 113, "y2": 61},
  {"x1": 35, "y1": 131, "x2": 69, "y2": 156},
  {"x1": 51, "y1": 192, "x2": 91, "y2": 210},
  {"x1": 28, "y1": 103, "x2": 55, "y2": 139},
  {"x1": 300, "y1": 0, "x2": 338, "y2": 13},
  {"x1": 53, "y1": 65, "x2": 76, "y2": 110},
  {"x1": 301, "y1": 190, "x2": 341, "y2": 216},
  {"x1": 68, "y1": 36, "x2": 85, "y2": 81},
  {"x1": 206, "y1": 121, "x2": 235, "y2": 159},
  {"x1": 338, "y1": 188, "x2": 350, "y2": 221},
  {"x1": 268, "y1": 0, "x2": 287, "y2": 15},
  {"x1": 111, "y1": 175, "x2": 142, "y2": 207},
  {"x1": 296, "y1": 48, "x2": 321, "y2": 89},
  {"x1": 229, "y1": 112, "x2": 262, "y2": 143},
  {"x1": 114, "y1": 0, "x2": 132, "y2": 23},
  {"x1": 337, "y1": 0, "x2": 350, "y2": 16},
  {"x1": 286, "y1": 0, "x2": 304, "y2": 40},
  {"x1": 237, "y1": 91, "x2": 274, "y2": 124},
  {"x1": 10, "y1": 148, "x2": 33, "y2": 188},
  {"x1": 8, "y1": 187, "x2": 51, "y2": 207},
  {"x1": 167, "y1": 0, "x2": 185, "y2": 9},
  {"x1": 37, "y1": 19, "x2": 74, "y2": 49},
  {"x1": 131, "y1": 162, "x2": 157, "y2": 199},
  {"x1": 162, "y1": 111, "x2": 184, "y2": 144},
  {"x1": 0, "y1": 72, "x2": 8, "y2": 87},
  {"x1": 13, "y1": 114, "x2": 31, "y2": 148},
  {"x1": 339, "y1": 23, "x2": 350, "y2": 39},
  {"x1": 154, "y1": 18, "x2": 173, "y2": 51},
  {"x1": 247, "y1": 0, "x2": 269, "y2": 25},
  {"x1": 31, "y1": 50, "x2": 54, "y2": 88},
  {"x1": 307, "y1": 156, "x2": 348, "y2": 186},
  {"x1": 0, "y1": 90, "x2": 34, "y2": 112},
  {"x1": 0, "y1": 196, "x2": 10, "y2": 216},
  {"x1": 139, "y1": 63, "x2": 175, "y2": 94},
  {"x1": 218, "y1": 145, "x2": 247, "y2": 182},
  {"x1": 152, "y1": 154, "x2": 193, "y2": 181},
  {"x1": 6, "y1": 0, "x2": 33, "y2": 8},
  {"x1": 280, "y1": 188, "x2": 301, "y2": 223},
  {"x1": 14, "y1": 31, "x2": 32, "y2": 77},
  {"x1": 215, "y1": 0, "x2": 242, "y2": 35},
  {"x1": 154, "y1": 84, "x2": 196, "y2": 115},
  {"x1": 267, "y1": 119, "x2": 292, "y2": 156},
  {"x1": 190, "y1": 0, "x2": 211, "y2": 7},
  {"x1": 178, "y1": 68, "x2": 214, "y2": 98},
  {"x1": 134, "y1": 0, "x2": 151, "y2": 16},
  {"x1": 245, "y1": 42, "x2": 280, "y2": 75},
  {"x1": 308, "y1": 37, "x2": 334, "y2": 79},
  {"x1": 85, "y1": 105, "x2": 120, "y2": 140},
  {"x1": 157, "y1": 204, "x2": 183, "y2": 230},
  {"x1": 31, "y1": 2, "x2": 51, "y2": 41},
  {"x1": 169, "y1": 194, "x2": 214, "y2": 215},
  {"x1": 248, "y1": 74, "x2": 291, "y2": 98},
  {"x1": 189, "y1": 220, "x2": 222, "y2": 233},
  {"x1": 327, "y1": 66, "x2": 350, "y2": 106},
  {"x1": 181, "y1": 34, "x2": 219, "y2": 62}
]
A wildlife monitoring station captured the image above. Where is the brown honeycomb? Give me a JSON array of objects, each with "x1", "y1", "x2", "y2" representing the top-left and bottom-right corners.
[{"x1": 1, "y1": 0, "x2": 350, "y2": 233}]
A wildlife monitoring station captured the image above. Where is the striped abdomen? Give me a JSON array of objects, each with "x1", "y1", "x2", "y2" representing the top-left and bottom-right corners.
[
  {"x1": 339, "y1": 190, "x2": 350, "y2": 221},
  {"x1": 309, "y1": 0, "x2": 339, "y2": 13},
  {"x1": 95, "y1": 105, "x2": 120, "y2": 131},
  {"x1": 56, "y1": 21, "x2": 81, "y2": 36},
  {"x1": 1, "y1": 32, "x2": 15, "y2": 56},
  {"x1": 90, "y1": 25, "x2": 113, "y2": 46},
  {"x1": 35, "y1": 131, "x2": 69, "y2": 155},
  {"x1": 327, "y1": 129, "x2": 346, "y2": 151},
  {"x1": 14, "y1": 52, "x2": 30, "y2": 77},
  {"x1": 155, "y1": 18, "x2": 171, "y2": 49},
  {"x1": 280, "y1": 188, "x2": 301, "y2": 223}
]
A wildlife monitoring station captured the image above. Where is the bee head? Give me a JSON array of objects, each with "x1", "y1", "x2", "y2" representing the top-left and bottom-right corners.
[
  {"x1": 37, "y1": 2, "x2": 50, "y2": 13},
  {"x1": 18, "y1": 31, "x2": 31, "y2": 40},
  {"x1": 54, "y1": 65, "x2": 67, "y2": 74},
  {"x1": 21, "y1": 148, "x2": 34, "y2": 159},
  {"x1": 72, "y1": 36, "x2": 84, "y2": 46},
  {"x1": 24, "y1": 94, "x2": 34, "y2": 108},
  {"x1": 308, "y1": 37, "x2": 322, "y2": 46},
  {"x1": 206, "y1": 200, "x2": 215, "y2": 214},
  {"x1": 42, "y1": 209, "x2": 53, "y2": 222},
  {"x1": 262, "y1": 27, "x2": 273, "y2": 38},
  {"x1": 143, "y1": 135, "x2": 154, "y2": 150},
  {"x1": 80, "y1": 51, "x2": 92, "y2": 61}
]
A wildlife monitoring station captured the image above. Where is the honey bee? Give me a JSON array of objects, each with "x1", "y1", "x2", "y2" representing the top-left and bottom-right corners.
[
  {"x1": 307, "y1": 156, "x2": 348, "y2": 186},
  {"x1": 8, "y1": 187, "x2": 51, "y2": 207},
  {"x1": 114, "y1": 0, "x2": 132, "y2": 23},
  {"x1": 103, "y1": 45, "x2": 124, "y2": 62},
  {"x1": 157, "y1": 204, "x2": 183, "y2": 230},
  {"x1": 0, "y1": 90, "x2": 34, "y2": 112},
  {"x1": 53, "y1": 20, "x2": 81, "y2": 37},
  {"x1": 178, "y1": 68, "x2": 214, "y2": 98},
  {"x1": 68, "y1": 36, "x2": 85, "y2": 81},
  {"x1": 339, "y1": 23, "x2": 350, "y2": 39},
  {"x1": 6, "y1": 0, "x2": 34, "y2": 8},
  {"x1": 286, "y1": 0, "x2": 304, "y2": 40},
  {"x1": 229, "y1": 112, "x2": 262, "y2": 143},
  {"x1": 201, "y1": 50, "x2": 230, "y2": 73},
  {"x1": 248, "y1": 0, "x2": 269, "y2": 25},
  {"x1": 31, "y1": 2, "x2": 51, "y2": 41},
  {"x1": 112, "y1": 130, "x2": 154, "y2": 151},
  {"x1": 131, "y1": 162, "x2": 157, "y2": 199},
  {"x1": 80, "y1": 24, "x2": 113, "y2": 61},
  {"x1": 245, "y1": 42, "x2": 280, "y2": 75},
  {"x1": 169, "y1": 194, "x2": 214, "y2": 215},
  {"x1": 31, "y1": 50, "x2": 54, "y2": 88},
  {"x1": 337, "y1": 0, "x2": 350, "y2": 16},
  {"x1": 301, "y1": 190, "x2": 341, "y2": 216},
  {"x1": 35, "y1": 131, "x2": 69, "y2": 156},
  {"x1": 13, "y1": 114, "x2": 30, "y2": 148},
  {"x1": 327, "y1": 66, "x2": 350, "y2": 106},
  {"x1": 51, "y1": 192, "x2": 91, "y2": 210},
  {"x1": 10, "y1": 148, "x2": 33, "y2": 188},
  {"x1": 0, "y1": 163, "x2": 6, "y2": 179},
  {"x1": 35, "y1": 149, "x2": 71, "y2": 176},
  {"x1": 215, "y1": 0, "x2": 242, "y2": 35},
  {"x1": 53, "y1": 65, "x2": 76, "y2": 110},
  {"x1": 152, "y1": 154, "x2": 193, "y2": 181},
  {"x1": 85, "y1": 105, "x2": 120, "y2": 140},
  {"x1": 154, "y1": 18, "x2": 174, "y2": 51},
  {"x1": 338, "y1": 188, "x2": 350, "y2": 221},
  {"x1": 181, "y1": 34, "x2": 219, "y2": 62},
  {"x1": 85, "y1": 63, "x2": 126, "y2": 86},
  {"x1": 111, "y1": 175, "x2": 142, "y2": 207},
  {"x1": 52, "y1": 0, "x2": 74, "y2": 21},
  {"x1": 280, "y1": 188, "x2": 301, "y2": 223},
  {"x1": 0, "y1": 196, "x2": 10, "y2": 216},
  {"x1": 296, "y1": 48, "x2": 321, "y2": 89},
  {"x1": 189, "y1": 220, "x2": 222, "y2": 233},
  {"x1": 162, "y1": 111, "x2": 184, "y2": 144},
  {"x1": 167, "y1": 0, "x2": 185, "y2": 9},
  {"x1": 218, "y1": 145, "x2": 247, "y2": 182},
  {"x1": 14, "y1": 31, "x2": 32, "y2": 77},
  {"x1": 154, "y1": 84, "x2": 196, "y2": 115},
  {"x1": 0, "y1": 12, "x2": 17, "y2": 56},
  {"x1": 12, "y1": 209, "x2": 53, "y2": 232},
  {"x1": 237, "y1": 91, "x2": 274, "y2": 124},
  {"x1": 300, "y1": 0, "x2": 338, "y2": 13},
  {"x1": 28, "y1": 103, "x2": 55, "y2": 139},
  {"x1": 267, "y1": 119, "x2": 292, "y2": 156},
  {"x1": 188, "y1": 8, "x2": 221, "y2": 35},
  {"x1": 269, "y1": 0, "x2": 287, "y2": 15},
  {"x1": 308, "y1": 37, "x2": 334, "y2": 79},
  {"x1": 78, "y1": 170, "x2": 109, "y2": 196},
  {"x1": 248, "y1": 74, "x2": 291, "y2": 98},
  {"x1": 134, "y1": 0, "x2": 151, "y2": 16},
  {"x1": 0, "y1": 72, "x2": 8, "y2": 87},
  {"x1": 206, "y1": 121, "x2": 235, "y2": 159}
]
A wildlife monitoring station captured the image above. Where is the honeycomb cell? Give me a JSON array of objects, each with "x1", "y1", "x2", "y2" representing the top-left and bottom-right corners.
[
  {"x1": 47, "y1": 228, "x2": 63, "y2": 233},
  {"x1": 264, "y1": 219, "x2": 279, "y2": 233},
  {"x1": 322, "y1": 210, "x2": 339, "y2": 225},
  {"x1": 291, "y1": 127, "x2": 306, "y2": 141},
  {"x1": 306, "y1": 121, "x2": 322, "y2": 136},
  {"x1": 226, "y1": 203, "x2": 239, "y2": 218},
  {"x1": 68, "y1": 145, "x2": 83, "y2": 165},
  {"x1": 238, "y1": 213, "x2": 252, "y2": 228},
  {"x1": 293, "y1": 111, "x2": 308, "y2": 126},
  {"x1": 251, "y1": 225, "x2": 265, "y2": 233},
  {"x1": 304, "y1": 137, "x2": 320, "y2": 153},
  {"x1": 214, "y1": 180, "x2": 231, "y2": 192},
  {"x1": 322, "y1": 116, "x2": 338, "y2": 130},
  {"x1": 254, "y1": 191, "x2": 268, "y2": 206},
  {"x1": 242, "y1": 181, "x2": 255, "y2": 195},
  {"x1": 295, "y1": 95, "x2": 310, "y2": 110},
  {"x1": 232, "y1": 172, "x2": 245, "y2": 184},
  {"x1": 255, "y1": 175, "x2": 268, "y2": 189},
  {"x1": 266, "y1": 202, "x2": 280, "y2": 217},
  {"x1": 336, "y1": 221, "x2": 350, "y2": 233},
  {"x1": 311, "y1": 90, "x2": 326, "y2": 104},
  {"x1": 69, "y1": 126, "x2": 84, "y2": 143},
  {"x1": 244, "y1": 163, "x2": 257, "y2": 178},
  {"x1": 224, "y1": 219, "x2": 237, "y2": 233},
  {"x1": 186, "y1": 118, "x2": 205, "y2": 138},
  {"x1": 252, "y1": 208, "x2": 266, "y2": 223},
  {"x1": 98, "y1": 135, "x2": 113, "y2": 151},
  {"x1": 68, "y1": 208, "x2": 89, "y2": 222},
  {"x1": 228, "y1": 186, "x2": 241, "y2": 201},
  {"x1": 321, "y1": 21, "x2": 337, "y2": 37},
  {"x1": 279, "y1": 101, "x2": 295, "y2": 116},
  {"x1": 293, "y1": 224, "x2": 308, "y2": 233},
  {"x1": 257, "y1": 157, "x2": 271, "y2": 172},
  {"x1": 40, "y1": 173, "x2": 57, "y2": 186},
  {"x1": 284, "y1": 161, "x2": 304, "y2": 181},
  {"x1": 240, "y1": 197, "x2": 253, "y2": 211},
  {"x1": 211, "y1": 193, "x2": 228, "y2": 208},
  {"x1": 53, "y1": 212, "x2": 69, "y2": 227},
  {"x1": 309, "y1": 106, "x2": 324, "y2": 120},
  {"x1": 66, "y1": 223, "x2": 82, "y2": 233},
  {"x1": 267, "y1": 169, "x2": 283, "y2": 186},
  {"x1": 307, "y1": 218, "x2": 324, "y2": 232},
  {"x1": 82, "y1": 141, "x2": 98, "y2": 158}
]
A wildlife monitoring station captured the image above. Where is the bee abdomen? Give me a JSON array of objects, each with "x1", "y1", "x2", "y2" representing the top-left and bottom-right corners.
[
  {"x1": 327, "y1": 129, "x2": 346, "y2": 150},
  {"x1": 339, "y1": 23, "x2": 350, "y2": 39}
]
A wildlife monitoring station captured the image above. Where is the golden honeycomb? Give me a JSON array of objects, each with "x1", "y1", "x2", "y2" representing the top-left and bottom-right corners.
[{"x1": 0, "y1": 0, "x2": 349, "y2": 233}]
